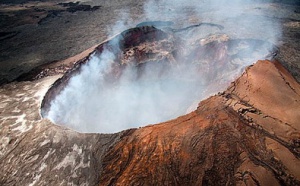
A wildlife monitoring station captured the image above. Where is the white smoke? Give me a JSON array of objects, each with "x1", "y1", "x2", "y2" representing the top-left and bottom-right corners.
[
  {"x1": 46, "y1": 49, "x2": 213, "y2": 133},
  {"x1": 45, "y1": 0, "x2": 281, "y2": 133},
  {"x1": 46, "y1": 50, "x2": 116, "y2": 132}
]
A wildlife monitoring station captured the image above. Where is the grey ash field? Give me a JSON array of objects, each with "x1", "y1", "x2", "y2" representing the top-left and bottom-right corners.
[{"x1": 0, "y1": 0, "x2": 300, "y2": 185}]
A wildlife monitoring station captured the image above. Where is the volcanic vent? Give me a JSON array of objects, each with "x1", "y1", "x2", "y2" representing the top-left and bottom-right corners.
[{"x1": 41, "y1": 25, "x2": 275, "y2": 133}]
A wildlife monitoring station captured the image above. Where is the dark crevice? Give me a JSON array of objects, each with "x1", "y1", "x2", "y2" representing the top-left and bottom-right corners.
[
  {"x1": 171, "y1": 23, "x2": 224, "y2": 33},
  {"x1": 276, "y1": 66, "x2": 300, "y2": 96}
]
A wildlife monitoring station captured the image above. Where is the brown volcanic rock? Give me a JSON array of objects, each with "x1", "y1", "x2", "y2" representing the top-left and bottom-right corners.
[
  {"x1": 98, "y1": 60, "x2": 300, "y2": 185},
  {"x1": 225, "y1": 60, "x2": 300, "y2": 146},
  {"x1": 100, "y1": 96, "x2": 244, "y2": 185}
]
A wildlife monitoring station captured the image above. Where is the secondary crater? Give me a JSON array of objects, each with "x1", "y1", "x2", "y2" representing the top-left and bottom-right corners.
[{"x1": 41, "y1": 24, "x2": 276, "y2": 133}]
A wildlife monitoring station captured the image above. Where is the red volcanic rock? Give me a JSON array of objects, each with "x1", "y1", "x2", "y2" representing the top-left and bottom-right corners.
[{"x1": 98, "y1": 60, "x2": 300, "y2": 185}]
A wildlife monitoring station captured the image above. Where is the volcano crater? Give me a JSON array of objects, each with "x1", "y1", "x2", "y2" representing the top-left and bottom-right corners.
[{"x1": 41, "y1": 25, "x2": 276, "y2": 133}]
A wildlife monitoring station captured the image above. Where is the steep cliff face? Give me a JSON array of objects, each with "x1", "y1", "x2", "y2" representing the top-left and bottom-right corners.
[{"x1": 98, "y1": 60, "x2": 300, "y2": 185}]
